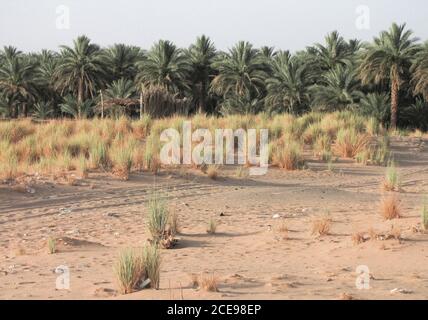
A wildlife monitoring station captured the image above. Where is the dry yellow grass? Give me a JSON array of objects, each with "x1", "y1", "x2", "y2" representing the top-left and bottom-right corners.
[
  {"x1": 0, "y1": 112, "x2": 378, "y2": 183},
  {"x1": 380, "y1": 194, "x2": 401, "y2": 220},
  {"x1": 311, "y1": 216, "x2": 332, "y2": 236},
  {"x1": 201, "y1": 273, "x2": 219, "y2": 292},
  {"x1": 206, "y1": 165, "x2": 219, "y2": 180}
]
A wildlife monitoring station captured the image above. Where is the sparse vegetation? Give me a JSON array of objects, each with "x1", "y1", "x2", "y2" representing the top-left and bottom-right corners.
[
  {"x1": 114, "y1": 248, "x2": 145, "y2": 294},
  {"x1": 207, "y1": 165, "x2": 219, "y2": 180},
  {"x1": 380, "y1": 194, "x2": 401, "y2": 220},
  {"x1": 142, "y1": 243, "x2": 161, "y2": 290},
  {"x1": 206, "y1": 218, "x2": 217, "y2": 234},
  {"x1": 114, "y1": 243, "x2": 161, "y2": 294},
  {"x1": 147, "y1": 192, "x2": 170, "y2": 244},
  {"x1": 189, "y1": 273, "x2": 219, "y2": 292},
  {"x1": 422, "y1": 199, "x2": 428, "y2": 230},
  {"x1": 47, "y1": 238, "x2": 57, "y2": 254},
  {"x1": 311, "y1": 215, "x2": 332, "y2": 236},
  {"x1": 383, "y1": 161, "x2": 400, "y2": 191}
]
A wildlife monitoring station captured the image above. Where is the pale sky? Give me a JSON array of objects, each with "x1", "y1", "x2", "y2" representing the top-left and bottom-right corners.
[{"x1": 0, "y1": 0, "x2": 427, "y2": 53}]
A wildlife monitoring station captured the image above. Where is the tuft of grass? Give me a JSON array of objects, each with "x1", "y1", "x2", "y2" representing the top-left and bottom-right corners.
[
  {"x1": 201, "y1": 273, "x2": 219, "y2": 292},
  {"x1": 351, "y1": 232, "x2": 367, "y2": 245},
  {"x1": 235, "y1": 166, "x2": 249, "y2": 179},
  {"x1": 147, "y1": 192, "x2": 169, "y2": 244},
  {"x1": 145, "y1": 134, "x2": 161, "y2": 174},
  {"x1": 422, "y1": 198, "x2": 428, "y2": 230},
  {"x1": 47, "y1": 237, "x2": 57, "y2": 254},
  {"x1": 380, "y1": 194, "x2": 401, "y2": 220},
  {"x1": 272, "y1": 140, "x2": 304, "y2": 170},
  {"x1": 0, "y1": 151, "x2": 19, "y2": 181},
  {"x1": 114, "y1": 248, "x2": 145, "y2": 295},
  {"x1": 142, "y1": 243, "x2": 161, "y2": 290},
  {"x1": 110, "y1": 143, "x2": 133, "y2": 180},
  {"x1": 311, "y1": 215, "x2": 332, "y2": 236},
  {"x1": 206, "y1": 218, "x2": 217, "y2": 234},
  {"x1": 383, "y1": 161, "x2": 400, "y2": 191},
  {"x1": 388, "y1": 225, "x2": 402, "y2": 242},
  {"x1": 76, "y1": 155, "x2": 89, "y2": 179},
  {"x1": 207, "y1": 165, "x2": 219, "y2": 180},
  {"x1": 277, "y1": 221, "x2": 289, "y2": 239},
  {"x1": 168, "y1": 211, "x2": 180, "y2": 236},
  {"x1": 89, "y1": 140, "x2": 109, "y2": 170},
  {"x1": 334, "y1": 128, "x2": 370, "y2": 158}
]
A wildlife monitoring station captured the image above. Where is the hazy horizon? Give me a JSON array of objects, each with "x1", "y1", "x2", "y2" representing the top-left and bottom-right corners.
[{"x1": 1, "y1": 0, "x2": 427, "y2": 53}]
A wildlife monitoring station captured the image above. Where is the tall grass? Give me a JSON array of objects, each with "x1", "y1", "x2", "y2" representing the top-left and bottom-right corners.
[
  {"x1": 114, "y1": 248, "x2": 145, "y2": 294},
  {"x1": 147, "y1": 192, "x2": 169, "y2": 243}
]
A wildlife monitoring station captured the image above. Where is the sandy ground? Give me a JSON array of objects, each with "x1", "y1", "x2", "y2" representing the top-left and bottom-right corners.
[{"x1": 1, "y1": 136, "x2": 428, "y2": 300}]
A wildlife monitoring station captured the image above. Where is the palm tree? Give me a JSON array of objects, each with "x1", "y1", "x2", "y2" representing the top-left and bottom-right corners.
[
  {"x1": 265, "y1": 51, "x2": 311, "y2": 114},
  {"x1": 185, "y1": 35, "x2": 217, "y2": 113},
  {"x1": 309, "y1": 31, "x2": 353, "y2": 70},
  {"x1": 101, "y1": 44, "x2": 143, "y2": 81},
  {"x1": 0, "y1": 47, "x2": 35, "y2": 117},
  {"x1": 136, "y1": 40, "x2": 190, "y2": 94},
  {"x1": 102, "y1": 78, "x2": 137, "y2": 117},
  {"x1": 359, "y1": 23, "x2": 419, "y2": 129},
  {"x1": 411, "y1": 42, "x2": 428, "y2": 100},
  {"x1": 211, "y1": 41, "x2": 268, "y2": 103},
  {"x1": 60, "y1": 95, "x2": 94, "y2": 119},
  {"x1": 359, "y1": 92, "x2": 390, "y2": 124},
  {"x1": 54, "y1": 35, "x2": 107, "y2": 116},
  {"x1": 32, "y1": 101, "x2": 54, "y2": 119},
  {"x1": 310, "y1": 64, "x2": 362, "y2": 111}
]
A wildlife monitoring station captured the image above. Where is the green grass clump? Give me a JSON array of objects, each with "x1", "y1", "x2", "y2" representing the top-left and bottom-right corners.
[
  {"x1": 147, "y1": 192, "x2": 169, "y2": 243},
  {"x1": 383, "y1": 161, "x2": 400, "y2": 191}
]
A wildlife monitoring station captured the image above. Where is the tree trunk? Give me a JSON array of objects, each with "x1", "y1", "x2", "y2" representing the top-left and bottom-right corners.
[
  {"x1": 198, "y1": 82, "x2": 206, "y2": 114},
  {"x1": 78, "y1": 78, "x2": 83, "y2": 119},
  {"x1": 390, "y1": 80, "x2": 399, "y2": 130},
  {"x1": 140, "y1": 91, "x2": 143, "y2": 120}
]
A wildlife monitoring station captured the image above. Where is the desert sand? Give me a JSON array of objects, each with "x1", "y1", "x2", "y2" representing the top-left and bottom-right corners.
[{"x1": 1, "y1": 136, "x2": 428, "y2": 300}]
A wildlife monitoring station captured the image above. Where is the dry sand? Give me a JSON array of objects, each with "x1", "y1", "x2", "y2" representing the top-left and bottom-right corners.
[{"x1": 1, "y1": 136, "x2": 428, "y2": 300}]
